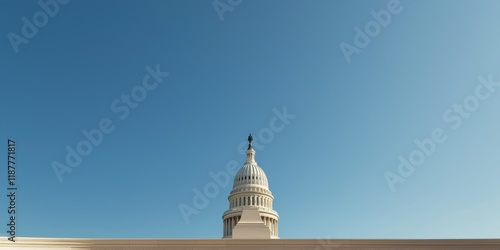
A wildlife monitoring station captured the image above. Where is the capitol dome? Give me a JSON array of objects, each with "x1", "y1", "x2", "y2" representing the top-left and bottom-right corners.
[
  {"x1": 222, "y1": 134, "x2": 279, "y2": 239},
  {"x1": 233, "y1": 159, "x2": 269, "y2": 188}
]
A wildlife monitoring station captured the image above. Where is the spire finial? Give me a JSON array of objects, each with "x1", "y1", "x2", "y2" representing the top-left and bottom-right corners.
[{"x1": 247, "y1": 133, "x2": 253, "y2": 149}]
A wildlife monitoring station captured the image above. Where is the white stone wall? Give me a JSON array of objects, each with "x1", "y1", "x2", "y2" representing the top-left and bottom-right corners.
[{"x1": 1, "y1": 238, "x2": 500, "y2": 249}]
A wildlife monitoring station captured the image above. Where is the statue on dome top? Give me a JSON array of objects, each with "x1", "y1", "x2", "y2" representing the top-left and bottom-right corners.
[{"x1": 248, "y1": 134, "x2": 253, "y2": 149}]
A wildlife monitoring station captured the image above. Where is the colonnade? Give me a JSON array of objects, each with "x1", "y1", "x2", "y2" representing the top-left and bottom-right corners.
[
  {"x1": 223, "y1": 216, "x2": 241, "y2": 237},
  {"x1": 229, "y1": 196, "x2": 272, "y2": 209},
  {"x1": 262, "y1": 217, "x2": 278, "y2": 237}
]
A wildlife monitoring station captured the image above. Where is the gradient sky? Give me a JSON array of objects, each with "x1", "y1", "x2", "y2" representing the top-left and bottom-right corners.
[{"x1": 1, "y1": 0, "x2": 500, "y2": 239}]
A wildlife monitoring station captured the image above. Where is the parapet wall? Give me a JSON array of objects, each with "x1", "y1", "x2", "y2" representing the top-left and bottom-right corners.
[{"x1": 1, "y1": 238, "x2": 500, "y2": 249}]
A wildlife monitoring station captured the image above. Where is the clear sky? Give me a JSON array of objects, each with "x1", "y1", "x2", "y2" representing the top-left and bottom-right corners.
[{"x1": 1, "y1": 0, "x2": 500, "y2": 239}]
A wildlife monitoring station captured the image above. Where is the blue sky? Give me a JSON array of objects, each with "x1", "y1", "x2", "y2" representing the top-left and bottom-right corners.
[{"x1": 1, "y1": 0, "x2": 500, "y2": 239}]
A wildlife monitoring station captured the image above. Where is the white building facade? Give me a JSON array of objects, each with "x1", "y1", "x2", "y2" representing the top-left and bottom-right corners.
[{"x1": 222, "y1": 134, "x2": 279, "y2": 238}]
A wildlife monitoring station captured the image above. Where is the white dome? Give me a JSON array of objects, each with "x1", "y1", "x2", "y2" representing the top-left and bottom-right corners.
[{"x1": 233, "y1": 163, "x2": 269, "y2": 188}]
